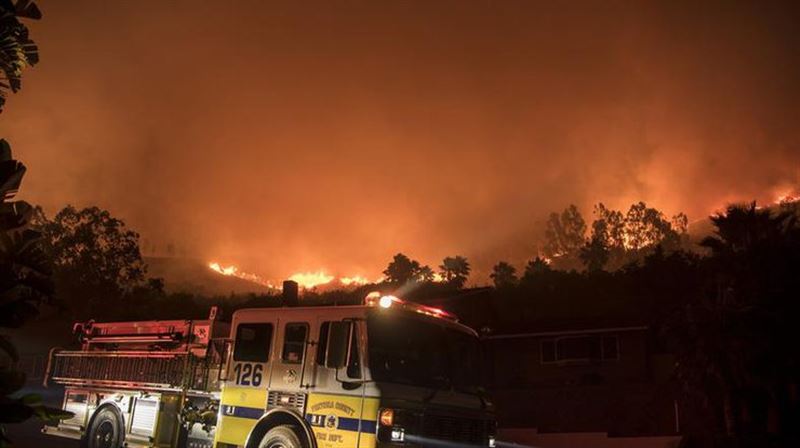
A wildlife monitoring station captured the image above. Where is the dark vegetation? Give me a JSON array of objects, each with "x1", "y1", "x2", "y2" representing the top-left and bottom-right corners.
[
  {"x1": 1, "y1": 2, "x2": 72, "y2": 445},
  {"x1": 0, "y1": 0, "x2": 38, "y2": 113}
]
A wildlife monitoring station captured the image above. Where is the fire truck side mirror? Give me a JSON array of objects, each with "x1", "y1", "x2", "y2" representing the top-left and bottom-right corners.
[{"x1": 325, "y1": 321, "x2": 351, "y2": 369}]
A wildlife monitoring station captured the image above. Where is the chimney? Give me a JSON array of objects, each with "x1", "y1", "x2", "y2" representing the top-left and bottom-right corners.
[{"x1": 282, "y1": 280, "x2": 299, "y2": 307}]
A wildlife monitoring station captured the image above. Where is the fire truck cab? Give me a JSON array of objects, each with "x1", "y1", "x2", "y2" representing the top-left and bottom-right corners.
[{"x1": 45, "y1": 293, "x2": 496, "y2": 448}]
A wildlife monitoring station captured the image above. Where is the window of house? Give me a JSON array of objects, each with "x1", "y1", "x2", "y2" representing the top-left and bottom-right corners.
[
  {"x1": 602, "y1": 336, "x2": 619, "y2": 360},
  {"x1": 282, "y1": 323, "x2": 309, "y2": 364},
  {"x1": 541, "y1": 340, "x2": 556, "y2": 363},
  {"x1": 559, "y1": 336, "x2": 599, "y2": 360},
  {"x1": 541, "y1": 335, "x2": 620, "y2": 364},
  {"x1": 234, "y1": 323, "x2": 273, "y2": 362}
]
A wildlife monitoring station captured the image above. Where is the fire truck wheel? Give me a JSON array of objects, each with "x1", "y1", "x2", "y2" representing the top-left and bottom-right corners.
[
  {"x1": 85, "y1": 406, "x2": 124, "y2": 448},
  {"x1": 257, "y1": 424, "x2": 305, "y2": 448}
]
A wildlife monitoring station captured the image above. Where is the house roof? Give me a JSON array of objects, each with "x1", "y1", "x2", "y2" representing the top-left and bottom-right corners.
[{"x1": 484, "y1": 317, "x2": 648, "y2": 339}]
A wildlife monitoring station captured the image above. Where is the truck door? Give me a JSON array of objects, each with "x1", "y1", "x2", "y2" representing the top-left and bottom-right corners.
[
  {"x1": 268, "y1": 321, "x2": 312, "y2": 413},
  {"x1": 306, "y1": 319, "x2": 368, "y2": 448},
  {"x1": 216, "y1": 319, "x2": 277, "y2": 447}
]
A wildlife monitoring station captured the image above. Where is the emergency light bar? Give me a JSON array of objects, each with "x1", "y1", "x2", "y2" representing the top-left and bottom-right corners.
[{"x1": 364, "y1": 292, "x2": 458, "y2": 321}]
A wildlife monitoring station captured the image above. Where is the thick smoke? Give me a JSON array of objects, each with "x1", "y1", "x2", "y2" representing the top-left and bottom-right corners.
[{"x1": 2, "y1": 1, "x2": 798, "y2": 282}]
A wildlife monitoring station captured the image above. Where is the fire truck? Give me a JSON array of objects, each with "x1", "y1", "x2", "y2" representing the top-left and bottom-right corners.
[{"x1": 43, "y1": 290, "x2": 496, "y2": 448}]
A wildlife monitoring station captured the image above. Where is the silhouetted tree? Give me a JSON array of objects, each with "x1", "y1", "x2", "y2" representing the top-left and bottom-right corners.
[
  {"x1": 623, "y1": 201, "x2": 685, "y2": 251},
  {"x1": 591, "y1": 203, "x2": 625, "y2": 248},
  {"x1": 1, "y1": 4, "x2": 73, "y2": 437},
  {"x1": 0, "y1": 0, "x2": 40, "y2": 113},
  {"x1": 37, "y1": 206, "x2": 161, "y2": 319},
  {"x1": 583, "y1": 202, "x2": 689, "y2": 270},
  {"x1": 490, "y1": 261, "x2": 517, "y2": 288},
  {"x1": 579, "y1": 236, "x2": 609, "y2": 272},
  {"x1": 382, "y1": 253, "x2": 422, "y2": 285},
  {"x1": 439, "y1": 255, "x2": 470, "y2": 288},
  {"x1": 0, "y1": 139, "x2": 68, "y2": 443},
  {"x1": 671, "y1": 211, "x2": 689, "y2": 236},
  {"x1": 543, "y1": 204, "x2": 586, "y2": 260},
  {"x1": 523, "y1": 256, "x2": 551, "y2": 279},
  {"x1": 670, "y1": 202, "x2": 800, "y2": 443},
  {"x1": 700, "y1": 201, "x2": 794, "y2": 256},
  {"x1": 417, "y1": 265, "x2": 435, "y2": 282}
]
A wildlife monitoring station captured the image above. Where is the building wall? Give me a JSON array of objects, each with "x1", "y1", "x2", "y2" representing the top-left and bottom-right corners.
[
  {"x1": 485, "y1": 328, "x2": 678, "y2": 436},
  {"x1": 487, "y1": 329, "x2": 649, "y2": 389}
]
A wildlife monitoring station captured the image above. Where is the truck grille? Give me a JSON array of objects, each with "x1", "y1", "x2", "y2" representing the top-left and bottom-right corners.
[
  {"x1": 422, "y1": 414, "x2": 488, "y2": 445},
  {"x1": 267, "y1": 391, "x2": 306, "y2": 413}
]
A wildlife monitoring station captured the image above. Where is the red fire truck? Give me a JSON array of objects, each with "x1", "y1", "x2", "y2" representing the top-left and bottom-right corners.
[{"x1": 43, "y1": 293, "x2": 496, "y2": 448}]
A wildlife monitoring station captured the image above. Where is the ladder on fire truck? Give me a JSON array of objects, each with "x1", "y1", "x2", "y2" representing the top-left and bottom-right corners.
[
  {"x1": 43, "y1": 308, "x2": 230, "y2": 448},
  {"x1": 45, "y1": 310, "x2": 230, "y2": 395}
]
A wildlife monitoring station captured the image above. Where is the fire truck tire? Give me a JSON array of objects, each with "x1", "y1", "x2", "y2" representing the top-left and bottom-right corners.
[
  {"x1": 84, "y1": 406, "x2": 124, "y2": 448},
  {"x1": 257, "y1": 424, "x2": 305, "y2": 448}
]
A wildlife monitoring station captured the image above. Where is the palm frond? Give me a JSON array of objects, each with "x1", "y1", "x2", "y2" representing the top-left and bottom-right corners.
[{"x1": 0, "y1": 0, "x2": 40, "y2": 112}]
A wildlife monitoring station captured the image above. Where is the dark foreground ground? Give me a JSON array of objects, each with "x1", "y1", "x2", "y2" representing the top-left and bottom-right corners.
[
  {"x1": 9, "y1": 419, "x2": 78, "y2": 448},
  {"x1": 7, "y1": 387, "x2": 79, "y2": 448},
  {"x1": 7, "y1": 386, "x2": 681, "y2": 448}
]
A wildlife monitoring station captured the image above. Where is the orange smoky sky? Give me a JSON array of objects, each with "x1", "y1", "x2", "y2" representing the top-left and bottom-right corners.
[{"x1": 1, "y1": 0, "x2": 799, "y2": 282}]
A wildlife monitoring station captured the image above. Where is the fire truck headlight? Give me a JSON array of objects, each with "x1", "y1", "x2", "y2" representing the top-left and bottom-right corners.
[
  {"x1": 391, "y1": 427, "x2": 405, "y2": 442},
  {"x1": 378, "y1": 295, "x2": 396, "y2": 308}
]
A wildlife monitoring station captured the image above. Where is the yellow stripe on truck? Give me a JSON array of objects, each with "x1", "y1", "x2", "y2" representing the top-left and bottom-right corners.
[
  {"x1": 220, "y1": 385, "x2": 268, "y2": 409},
  {"x1": 216, "y1": 386, "x2": 267, "y2": 446},
  {"x1": 358, "y1": 397, "x2": 379, "y2": 448},
  {"x1": 216, "y1": 414, "x2": 258, "y2": 446}
]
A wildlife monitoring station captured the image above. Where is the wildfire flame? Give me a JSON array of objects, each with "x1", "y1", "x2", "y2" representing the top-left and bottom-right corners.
[
  {"x1": 207, "y1": 263, "x2": 381, "y2": 290},
  {"x1": 774, "y1": 188, "x2": 799, "y2": 206},
  {"x1": 340, "y1": 275, "x2": 370, "y2": 286},
  {"x1": 711, "y1": 188, "x2": 799, "y2": 213},
  {"x1": 207, "y1": 262, "x2": 278, "y2": 289},
  {"x1": 288, "y1": 271, "x2": 335, "y2": 289}
]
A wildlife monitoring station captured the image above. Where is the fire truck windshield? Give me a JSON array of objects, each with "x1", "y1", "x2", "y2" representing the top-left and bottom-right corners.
[{"x1": 366, "y1": 311, "x2": 482, "y2": 393}]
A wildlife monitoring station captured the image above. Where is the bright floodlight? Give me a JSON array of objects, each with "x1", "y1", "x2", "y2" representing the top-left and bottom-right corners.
[{"x1": 379, "y1": 295, "x2": 396, "y2": 308}]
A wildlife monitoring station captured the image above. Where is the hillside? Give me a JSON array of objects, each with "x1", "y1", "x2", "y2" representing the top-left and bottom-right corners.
[{"x1": 144, "y1": 257, "x2": 272, "y2": 296}]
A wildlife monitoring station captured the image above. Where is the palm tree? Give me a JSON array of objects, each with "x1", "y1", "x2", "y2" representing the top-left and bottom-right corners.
[
  {"x1": 673, "y1": 202, "x2": 800, "y2": 441},
  {"x1": 439, "y1": 255, "x2": 470, "y2": 289},
  {"x1": 523, "y1": 256, "x2": 551, "y2": 279},
  {"x1": 701, "y1": 202, "x2": 796, "y2": 257},
  {"x1": 1, "y1": 3, "x2": 68, "y2": 438},
  {"x1": 0, "y1": 140, "x2": 67, "y2": 444},
  {"x1": 417, "y1": 265, "x2": 435, "y2": 282},
  {"x1": 382, "y1": 253, "x2": 422, "y2": 285},
  {"x1": 490, "y1": 261, "x2": 517, "y2": 288},
  {"x1": 0, "y1": 0, "x2": 41, "y2": 113}
]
